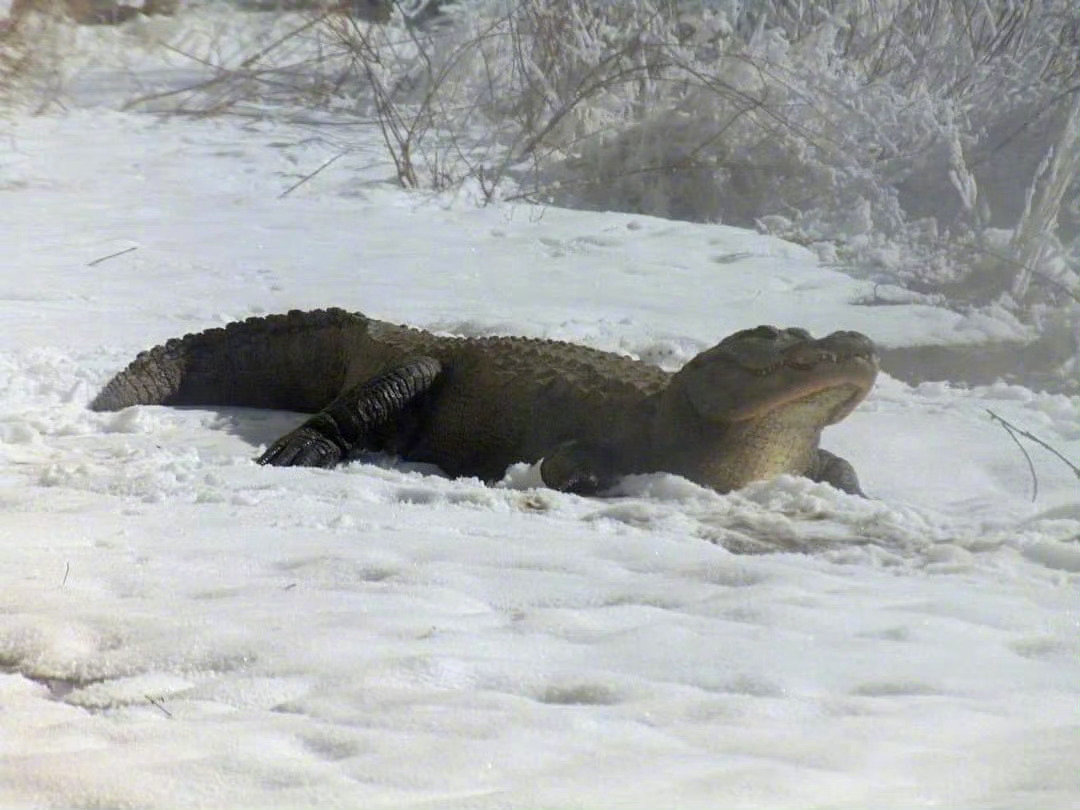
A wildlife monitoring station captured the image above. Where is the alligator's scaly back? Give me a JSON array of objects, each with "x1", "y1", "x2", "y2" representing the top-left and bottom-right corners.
[{"x1": 91, "y1": 309, "x2": 368, "y2": 413}]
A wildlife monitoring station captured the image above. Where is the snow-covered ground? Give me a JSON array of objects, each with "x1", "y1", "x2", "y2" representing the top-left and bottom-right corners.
[{"x1": 2, "y1": 13, "x2": 1079, "y2": 809}]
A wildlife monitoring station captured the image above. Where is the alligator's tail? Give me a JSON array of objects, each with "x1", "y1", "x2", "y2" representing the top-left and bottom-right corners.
[{"x1": 90, "y1": 309, "x2": 367, "y2": 413}]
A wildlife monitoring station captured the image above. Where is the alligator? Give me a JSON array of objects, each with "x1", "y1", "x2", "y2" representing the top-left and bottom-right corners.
[{"x1": 91, "y1": 309, "x2": 879, "y2": 495}]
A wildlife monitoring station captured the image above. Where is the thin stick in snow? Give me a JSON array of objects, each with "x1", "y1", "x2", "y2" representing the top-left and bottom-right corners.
[
  {"x1": 145, "y1": 695, "x2": 173, "y2": 719},
  {"x1": 992, "y1": 411, "x2": 1039, "y2": 502},
  {"x1": 87, "y1": 246, "x2": 137, "y2": 267},
  {"x1": 279, "y1": 151, "x2": 348, "y2": 199},
  {"x1": 987, "y1": 409, "x2": 1080, "y2": 502}
]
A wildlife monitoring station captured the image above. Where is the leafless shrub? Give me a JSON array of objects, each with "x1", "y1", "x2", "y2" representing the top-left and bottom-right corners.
[
  {"x1": 10, "y1": 0, "x2": 179, "y2": 26},
  {"x1": 0, "y1": 0, "x2": 76, "y2": 112},
  {"x1": 104, "y1": 0, "x2": 1078, "y2": 318},
  {"x1": 0, "y1": 14, "x2": 30, "y2": 104}
]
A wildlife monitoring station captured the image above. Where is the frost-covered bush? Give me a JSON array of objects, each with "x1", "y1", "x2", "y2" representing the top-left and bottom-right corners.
[
  {"x1": 0, "y1": 0, "x2": 78, "y2": 110},
  {"x1": 0, "y1": 16, "x2": 26, "y2": 101},
  {"x1": 320, "y1": 0, "x2": 1078, "y2": 314},
  {"x1": 86, "y1": 0, "x2": 1075, "y2": 320}
]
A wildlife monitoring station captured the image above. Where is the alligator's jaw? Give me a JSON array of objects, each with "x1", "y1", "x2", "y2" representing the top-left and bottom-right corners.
[
  {"x1": 722, "y1": 354, "x2": 878, "y2": 424},
  {"x1": 667, "y1": 385, "x2": 863, "y2": 492}
]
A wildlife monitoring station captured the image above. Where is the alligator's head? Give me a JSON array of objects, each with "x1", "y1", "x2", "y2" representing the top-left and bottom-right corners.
[
  {"x1": 657, "y1": 325, "x2": 878, "y2": 491},
  {"x1": 672, "y1": 325, "x2": 878, "y2": 426}
]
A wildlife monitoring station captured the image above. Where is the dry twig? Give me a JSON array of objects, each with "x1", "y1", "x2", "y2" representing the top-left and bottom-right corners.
[
  {"x1": 145, "y1": 694, "x2": 174, "y2": 718},
  {"x1": 87, "y1": 246, "x2": 137, "y2": 266},
  {"x1": 279, "y1": 149, "x2": 349, "y2": 197},
  {"x1": 987, "y1": 409, "x2": 1080, "y2": 502}
]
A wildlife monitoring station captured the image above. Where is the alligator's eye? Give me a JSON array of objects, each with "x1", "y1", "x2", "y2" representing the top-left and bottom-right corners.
[{"x1": 786, "y1": 327, "x2": 812, "y2": 341}]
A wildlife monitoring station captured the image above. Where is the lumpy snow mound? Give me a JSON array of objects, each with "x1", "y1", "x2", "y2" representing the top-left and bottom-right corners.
[{"x1": 1, "y1": 33, "x2": 1078, "y2": 810}]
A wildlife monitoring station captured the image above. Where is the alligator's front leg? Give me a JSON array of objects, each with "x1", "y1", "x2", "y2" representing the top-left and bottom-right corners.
[
  {"x1": 258, "y1": 356, "x2": 442, "y2": 468},
  {"x1": 808, "y1": 448, "x2": 865, "y2": 496},
  {"x1": 539, "y1": 439, "x2": 622, "y2": 495}
]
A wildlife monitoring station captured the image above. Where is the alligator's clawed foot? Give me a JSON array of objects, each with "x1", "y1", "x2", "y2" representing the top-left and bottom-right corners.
[
  {"x1": 811, "y1": 448, "x2": 866, "y2": 497},
  {"x1": 258, "y1": 426, "x2": 344, "y2": 468},
  {"x1": 540, "y1": 440, "x2": 619, "y2": 496}
]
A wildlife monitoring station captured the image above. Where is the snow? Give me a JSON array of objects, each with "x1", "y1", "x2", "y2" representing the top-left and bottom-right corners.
[{"x1": 2, "y1": 16, "x2": 1079, "y2": 810}]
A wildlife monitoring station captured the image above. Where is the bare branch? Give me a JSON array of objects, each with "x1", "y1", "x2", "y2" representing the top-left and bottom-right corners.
[
  {"x1": 87, "y1": 246, "x2": 137, "y2": 267},
  {"x1": 988, "y1": 409, "x2": 1080, "y2": 503},
  {"x1": 145, "y1": 694, "x2": 174, "y2": 719},
  {"x1": 279, "y1": 150, "x2": 349, "y2": 198},
  {"x1": 988, "y1": 409, "x2": 1040, "y2": 502}
]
